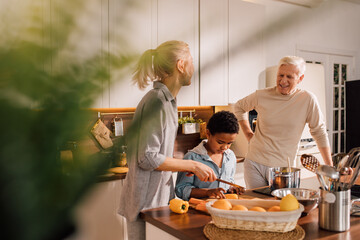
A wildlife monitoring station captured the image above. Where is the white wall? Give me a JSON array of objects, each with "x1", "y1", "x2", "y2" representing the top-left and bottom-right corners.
[{"x1": 249, "y1": 0, "x2": 360, "y2": 80}]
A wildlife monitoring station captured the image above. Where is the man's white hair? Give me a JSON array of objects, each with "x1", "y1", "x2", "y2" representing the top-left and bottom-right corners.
[{"x1": 278, "y1": 56, "x2": 306, "y2": 76}]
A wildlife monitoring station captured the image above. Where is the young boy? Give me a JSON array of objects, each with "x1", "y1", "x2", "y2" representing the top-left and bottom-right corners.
[{"x1": 175, "y1": 111, "x2": 243, "y2": 200}]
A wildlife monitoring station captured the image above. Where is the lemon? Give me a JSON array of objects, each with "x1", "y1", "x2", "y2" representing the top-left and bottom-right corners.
[{"x1": 280, "y1": 194, "x2": 299, "y2": 211}]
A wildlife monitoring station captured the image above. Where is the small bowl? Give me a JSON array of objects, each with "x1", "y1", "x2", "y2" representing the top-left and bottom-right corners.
[{"x1": 271, "y1": 188, "x2": 319, "y2": 216}]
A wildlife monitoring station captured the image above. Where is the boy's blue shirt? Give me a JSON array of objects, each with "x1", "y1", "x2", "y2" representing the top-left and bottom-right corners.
[{"x1": 175, "y1": 140, "x2": 237, "y2": 200}]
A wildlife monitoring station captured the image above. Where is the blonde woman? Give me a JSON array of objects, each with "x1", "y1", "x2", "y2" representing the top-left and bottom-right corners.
[{"x1": 118, "y1": 40, "x2": 216, "y2": 240}]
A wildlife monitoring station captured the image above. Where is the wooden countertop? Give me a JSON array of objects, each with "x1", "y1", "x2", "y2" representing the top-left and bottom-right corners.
[{"x1": 140, "y1": 191, "x2": 360, "y2": 240}]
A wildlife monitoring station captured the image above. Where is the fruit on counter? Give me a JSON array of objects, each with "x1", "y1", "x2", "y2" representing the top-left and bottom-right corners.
[
  {"x1": 212, "y1": 199, "x2": 232, "y2": 210},
  {"x1": 268, "y1": 205, "x2": 281, "y2": 212},
  {"x1": 280, "y1": 194, "x2": 299, "y2": 211},
  {"x1": 169, "y1": 199, "x2": 189, "y2": 214},
  {"x1": 189, "y1": 198, "x2": 206, "y2": 205},
  {"x1": 195, "y1": 201, "x2": 208, "y2": 213},
  {"x1": 249, "y1": 206, "x2": 267, "y2": 212},
  {"x1": 225, "y1": 194, "x2": 238, "y2": 199},
  {"x1": 232, "y1": 204, "x2": 248, "y2": 211}
]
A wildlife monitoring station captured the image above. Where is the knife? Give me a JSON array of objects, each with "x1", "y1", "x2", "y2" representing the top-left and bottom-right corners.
[{"x1": 216, "y1": 178, "x2": 246, "y2": 192}]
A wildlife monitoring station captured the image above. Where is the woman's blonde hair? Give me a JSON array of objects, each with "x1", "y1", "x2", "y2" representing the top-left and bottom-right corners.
[
  {"x1": 278, "y1": 56, "x2": 306, "y2": 77},
  {"x1": 132, "y1": 40, "x2": 190, "y2": 89}
]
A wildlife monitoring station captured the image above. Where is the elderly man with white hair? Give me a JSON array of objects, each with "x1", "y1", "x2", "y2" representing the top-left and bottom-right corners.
[{"x1": 234, "y1": 56, "x2": 332, "y2": 189}]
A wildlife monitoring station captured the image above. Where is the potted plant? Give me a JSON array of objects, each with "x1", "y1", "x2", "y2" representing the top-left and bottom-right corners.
[{"x1": 178, "y1": 116, "x2": 203, "y2": 134}]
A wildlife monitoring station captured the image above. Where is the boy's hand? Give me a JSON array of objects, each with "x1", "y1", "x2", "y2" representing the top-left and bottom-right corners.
[
  {"x1": 228, "y1": 186, "x2": 245, "y2": 195},
  {"x1": 206, "y1": 188, "x2": 226, "y2": 199}
]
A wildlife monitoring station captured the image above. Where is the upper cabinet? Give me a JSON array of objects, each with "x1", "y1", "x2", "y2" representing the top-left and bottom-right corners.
[
  {"x1": 92, "y1": 0, "x2": 265, "y2": 107},
  {"x1": 200, "y1": 0, "x2": 265, "y2": 105},
  {"x1": 199, "y1": 0, "x2": 229, "y2": 106},
  {"x1": 157, "y1": 0, "x2": 199, "y2": 107},
  {"x1": 228, "y1": 0, "x2": 265, "y2": 103},
  {"x1": 108, "y1": 0, "x2": 154, "y2": 108}
]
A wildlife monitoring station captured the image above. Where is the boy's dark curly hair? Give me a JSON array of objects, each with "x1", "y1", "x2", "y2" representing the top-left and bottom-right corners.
[{"x1": 207, "y1": 110, "x2": 239, "y2": 135}]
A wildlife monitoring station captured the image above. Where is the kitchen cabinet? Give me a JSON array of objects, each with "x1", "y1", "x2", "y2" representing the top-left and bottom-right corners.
[
  {"x1": 72, "y1": 179, "x2": 127, "y2": 240},
  {"x1": 107, "y1": 0, "x2": 199, "y2": 107},
  {"x1": 200, "y1": 0, "x2": 265, "y2": 105},
  {"x1": 156, "y1": 0, "x2": 200, "y2": 107},
  {"x1": 228, "y1": 0, "x2": 265, "y2": 103},
  {"x1": 93, "y1": 0, "x2": 265, "y2": 107},
  {"x1": 108, "y1": 0, "x2": 154, "y2": 108},
  {"x1": 199, "y1": 0, "x2": 228, "y2": 106}
]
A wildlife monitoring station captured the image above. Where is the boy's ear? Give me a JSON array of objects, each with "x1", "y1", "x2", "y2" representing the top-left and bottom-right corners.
[{"x1": 206, "y1": 129, "x2": 211, "y2": 139}]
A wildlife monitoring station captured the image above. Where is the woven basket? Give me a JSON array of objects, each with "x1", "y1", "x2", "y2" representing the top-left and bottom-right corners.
[{"x1": 206, "y1": 199, "x2": 304, "y2": 233}]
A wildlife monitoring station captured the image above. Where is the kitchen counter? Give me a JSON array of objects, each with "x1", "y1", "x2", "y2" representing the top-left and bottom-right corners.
[
  {"x1": 140, "y1": 190, "x2": 360, "y2": 240},
  {"x1": 97, "y1": 172, "x2": 126, "y2": 182}
]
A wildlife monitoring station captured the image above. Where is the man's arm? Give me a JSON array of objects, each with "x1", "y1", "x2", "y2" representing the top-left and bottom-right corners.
[
  {"x1": 318, "y1": 146, "x2": 333, "y2": 166},
  {"x1": 239, "y1": 120, "x2": 254, "y2": 142}
]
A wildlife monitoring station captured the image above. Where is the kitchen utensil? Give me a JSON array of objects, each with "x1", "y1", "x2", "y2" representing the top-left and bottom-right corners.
[
  {"x1": 316, "y1": 172, "x2": 329, "y2": 191},
  {"x1": 343, "y1": 147, "x2": 360, "y2": 190},
  {"x1": 350, "y1": 198, "x2": 360, "y2": 216},
  {"x1": 271, "y1": 188, "x2": 319, "y2": 216},
  {"x1": 287, "y1": 157, "x2": 292, "y2": 172},
  {"x1": 316, "y1": 165, "x2": 339, "y2": 179},
  {"x1": 332, "y1": 152, "x2": 348, "y2": 169},
  {"x1": 316, "y1": 165, "x2": 339, "y2": 192},
  {"x1": 335, "y1": 154, "x2": 349, "y2": 170},
  {"x1": 338, "y1": 167, "x2": 352, "y2": 191},
  {"x1": 301, "y1": 154, "x2": 319, "y2": 172},
  {"x1": 319, "y1": 189, "x2": 351, "y2": 232},
  {"x1": 216, "y1": 178, "x2": 246, "y2": 193},
  {"x1": 268, "y1": 167, "x2": 300, "y2": 190}
]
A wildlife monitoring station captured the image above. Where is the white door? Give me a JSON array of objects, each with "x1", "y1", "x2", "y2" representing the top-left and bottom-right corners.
[{"x1": 297, "y1": 50, "x2": 355, "y2": 154}]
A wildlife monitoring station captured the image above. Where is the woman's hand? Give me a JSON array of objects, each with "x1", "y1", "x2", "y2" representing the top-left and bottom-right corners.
[
  {"x1": 206, "y1": 188, "x2": 226, "y2": 199},
  {"x1": 192, "y1": 162, "x2": 217, "y2": 182}
]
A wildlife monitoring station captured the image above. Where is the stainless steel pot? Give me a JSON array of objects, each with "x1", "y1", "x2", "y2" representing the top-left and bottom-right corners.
[{"x1": 269, "y1": 167, "x2": 301, "y2": 190}]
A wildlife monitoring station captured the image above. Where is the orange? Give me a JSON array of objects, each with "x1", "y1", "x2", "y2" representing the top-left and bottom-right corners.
[
  {"x1": 249, "y1": 206, "x2": 267, "y2": 212},
  {"x1": 232, "y1": 205, "x2": 248, "y2": 211},
  {"x1": 212, "y1": 199, "x2": 232, "y2": 210},
  {"x1": 268, "y1": 205, "x2": 281, "y2": 212},
  {"x1": 225, "y1": 194, "x2": 238, "y2": 199}
]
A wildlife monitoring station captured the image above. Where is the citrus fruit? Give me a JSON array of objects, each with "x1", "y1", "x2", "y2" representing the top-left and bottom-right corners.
[
  {"x1": 280, "y1": 194, "x2": 299, "y2": 211},
  {"x1": 225, "y1": 194, "x2": 238, "y2": 199},
  {"x1": 232, "y1": 205, "x2": 248, "y2": 211},
  {"x1": 212, "y1": 199, "x2": 232, "y2": 210},
  {"x1": 249, "y1": 206, "x2": 267, "y2": 212},
  {"x1": 268, "y1": 205, "x2": 281, "y2": 212}
]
